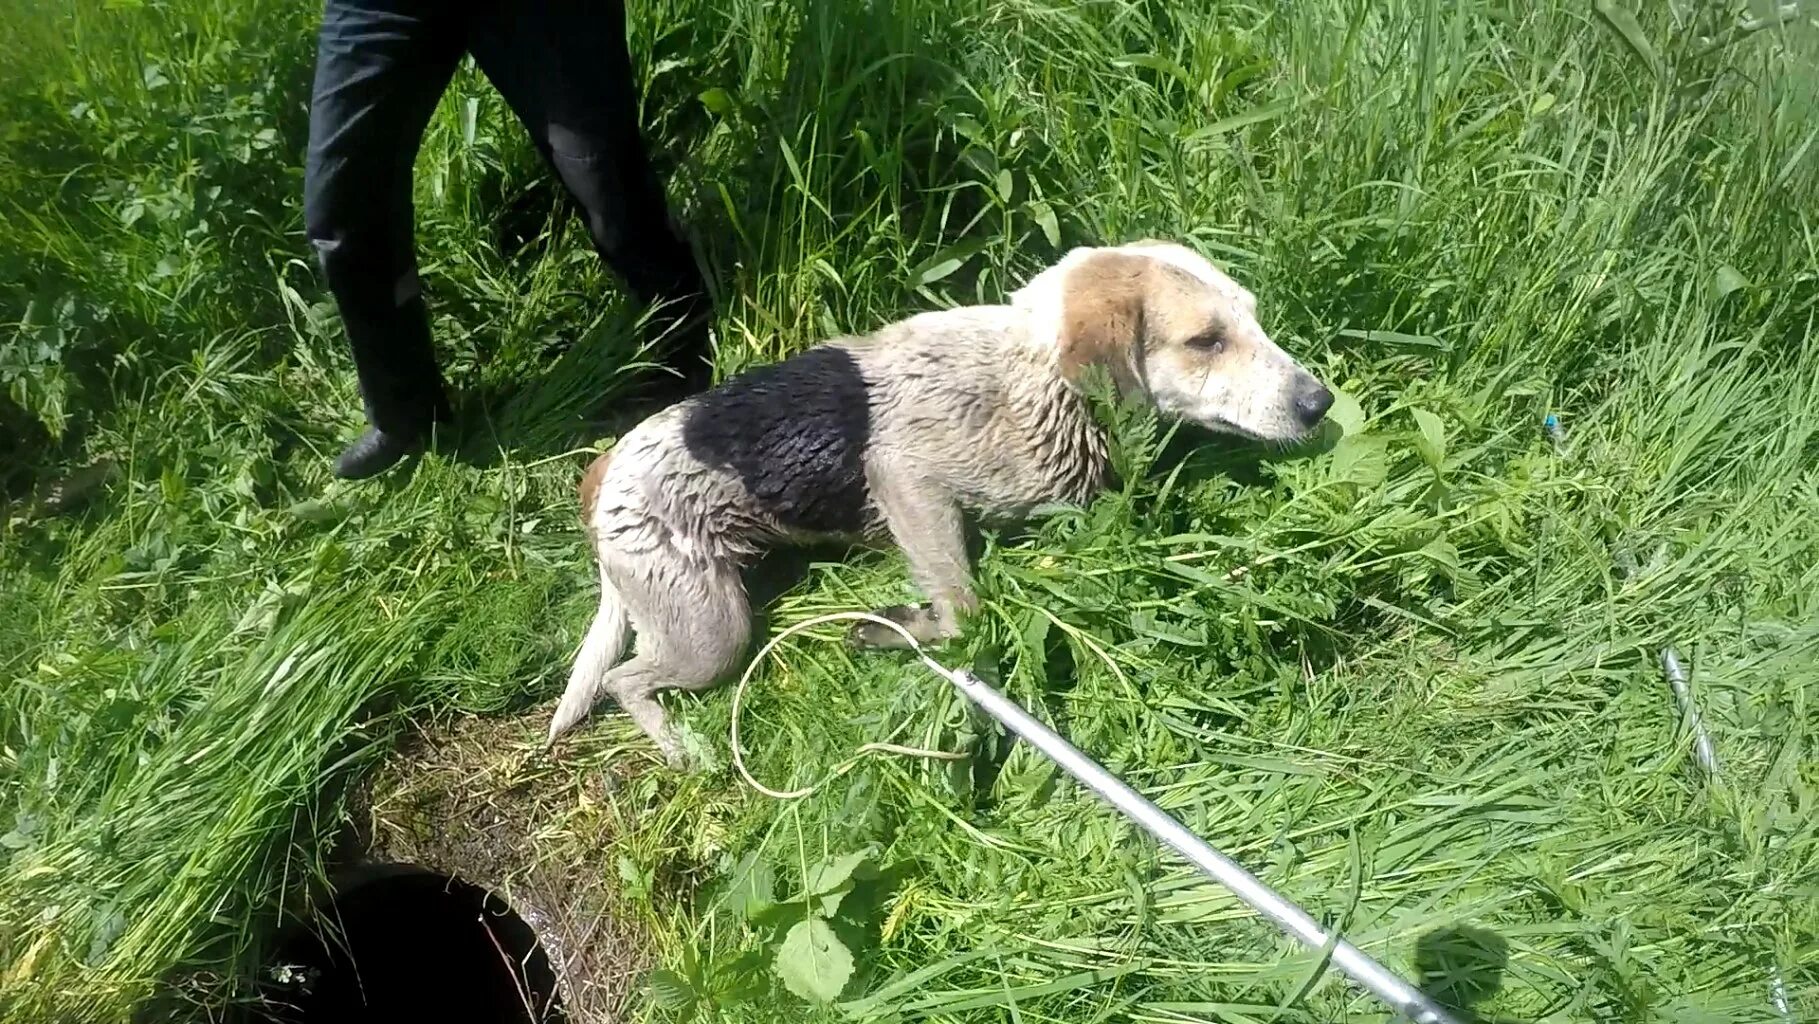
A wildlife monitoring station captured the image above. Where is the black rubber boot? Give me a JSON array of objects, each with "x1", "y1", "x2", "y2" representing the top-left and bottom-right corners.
[
  {"x1": 332, "y1": 426, "x2": 423, "y2": 480},
  {"x1": 643, "y1": 282, "x2": 716, "y2": 395}
]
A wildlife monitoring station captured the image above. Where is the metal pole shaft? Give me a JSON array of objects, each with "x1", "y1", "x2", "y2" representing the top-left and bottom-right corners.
[
  {"x1": 1546, "y1": 418, "x2": 1793, "y2": 1022},
  {"x1": 943, "y1": 667, "x2": 1463, "y2": 1024},
  {"x1": 1658, "y1": 647, "x2": 1795, "y2": 1022},
  {"x1": 1661, "y1": 647, "x2": 1721, "y2": 775}
]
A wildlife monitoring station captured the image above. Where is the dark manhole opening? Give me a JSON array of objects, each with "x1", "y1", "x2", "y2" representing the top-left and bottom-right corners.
[{"x1": 257, "y1": 865, "x2": 566, "y2": 1023}]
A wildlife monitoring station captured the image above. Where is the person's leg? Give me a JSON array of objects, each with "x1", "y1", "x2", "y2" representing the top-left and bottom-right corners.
[
  {"x1": 303, "y1": 0, "x2": 464, "y2": 478},
  {"x1": 468, "y1": 0, "x2": 715, "y2": 396}
]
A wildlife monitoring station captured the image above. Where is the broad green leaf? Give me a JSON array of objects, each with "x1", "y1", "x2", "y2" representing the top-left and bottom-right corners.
[
  {"x1": 818, "y1": 887, "x2": 852, "y2": 918},
  {"x1": 616, "y1": 854, "x2": 650, "y2": 897},
  {"x1": 726, "y1": 852, "x2": 775, "y2": 920},
  {"x1": 1330, "y1": 433, "x2": 1389, "y2": 487},
  {"x1": 286, "y1": 499, "x2": 342, "y2": 523},
  {"x1": 1325, "y1": 386, "x2": 1366, "y2": 435},
  {"x1": 698, "y1": 87, "x2": 737, "y2": 118},
  {"x1": 775, "y1": 918, "x2": 854, "y2": 1003},
  {"x1": 1712, "y1": 263, "x2": 1749, "y2": 300},
  {"x1": 910, "y1": 242, "x2": 986, "y2": 286},
  {"x1": 1028, "y1": 200, "x2": 1061, "y2": 248},
  {"x1": 1411, "y1": 408, "x2": 1447, "y2": 470},
  {"x1": 647, "y1": 969, "x2": 697, "y2": 1011},
  {"x1": 806, "y1": 849, "x2": 871, "y2": 897}
]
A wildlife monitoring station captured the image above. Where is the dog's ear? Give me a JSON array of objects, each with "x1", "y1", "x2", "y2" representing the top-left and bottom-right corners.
[{"x1": 1056, "y1": 251, "x2": 1150, "y2": 388}]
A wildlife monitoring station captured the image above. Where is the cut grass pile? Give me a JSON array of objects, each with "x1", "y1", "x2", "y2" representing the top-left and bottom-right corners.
[{"x1": 3, "y1": 0, "x2": 1818, "y2": 1021}]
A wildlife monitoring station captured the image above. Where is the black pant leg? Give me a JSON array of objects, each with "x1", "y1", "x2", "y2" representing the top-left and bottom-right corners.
[
  {"x1": 303, "y1": 0, "x2": 463, "y2": 436},
  {"x1": 468, "y1": 0, "x2": 713, "y2": 390}
]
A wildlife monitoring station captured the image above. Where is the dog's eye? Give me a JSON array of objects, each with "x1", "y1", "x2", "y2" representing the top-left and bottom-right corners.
[{"x1": 1187, "y1": 333, "x2": 1226, "y2": 354}]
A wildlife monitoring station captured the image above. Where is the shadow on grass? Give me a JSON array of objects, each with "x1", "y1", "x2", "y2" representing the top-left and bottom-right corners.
[
  {"x1": 1153, "y1": 417, "x2": 1343, "y2": 490},
  {"x1": 1415, "y1": 924, "x2": 1511, "y2": 1023}
]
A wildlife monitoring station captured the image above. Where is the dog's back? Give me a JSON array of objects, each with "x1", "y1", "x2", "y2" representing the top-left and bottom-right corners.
[
  {"x1": 676, "y1": 344, "x2": 876, "y2": 538},
  {"x1": 590, "y1": 305, "x2": 1080, "y2": 559}
]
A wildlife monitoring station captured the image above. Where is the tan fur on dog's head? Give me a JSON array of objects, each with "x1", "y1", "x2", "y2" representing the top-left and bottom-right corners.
[{"x1": 1013, "y1": 240, "x2": 1332, "y2": 442}]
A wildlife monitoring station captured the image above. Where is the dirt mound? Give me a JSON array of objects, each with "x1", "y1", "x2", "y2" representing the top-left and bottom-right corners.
[{"x1": 346, "y1": 714, "x2": 654, "y2": 1023}]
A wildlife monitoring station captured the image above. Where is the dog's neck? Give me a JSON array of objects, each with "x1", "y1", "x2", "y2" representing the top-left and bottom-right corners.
[{"x1": 1002, "y1": 345, "x2": 1113, "y2": 507}]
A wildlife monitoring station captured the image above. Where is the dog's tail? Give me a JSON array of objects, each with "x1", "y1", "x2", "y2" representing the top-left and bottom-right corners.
[
  {"x1": 548, "y1": 562, "x2": 631, "y2": 745},
  {"x1": 549, "y1": 452, "x2": 631, "y2": 746}
]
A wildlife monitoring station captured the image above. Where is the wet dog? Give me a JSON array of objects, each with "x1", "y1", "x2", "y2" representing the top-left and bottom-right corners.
[{"x1": 549, "y1": 241, "x2": 1333, "y2": 766}]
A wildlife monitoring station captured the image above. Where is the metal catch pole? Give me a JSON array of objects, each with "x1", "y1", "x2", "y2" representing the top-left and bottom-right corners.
[
  {"x1": 1661, "y1": 647, "x2": 1720, "y2": 775},
  {"x1": 733, "y1": 611, "x2": 1462, "y2": 1022},
  {"x1": 1545, "y1": 414, "x2": 1794, "y2": 1022},
  {"x1": 1659, "y1": 647, "x2": 1796, "y2": 1023},
  {"x1": 944, "y1": 667, "x2": 1464, "y2": 1024}
]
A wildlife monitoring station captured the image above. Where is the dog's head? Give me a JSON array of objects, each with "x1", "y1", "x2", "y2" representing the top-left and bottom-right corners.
[{"x1": 1012, "y1": 240, "x2": 1332, "y2": 443}]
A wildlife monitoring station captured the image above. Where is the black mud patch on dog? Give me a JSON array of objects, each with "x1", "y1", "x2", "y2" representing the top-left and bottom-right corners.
[{"x1": 682, "y1": 345, "x2": 871, "y2": 534}]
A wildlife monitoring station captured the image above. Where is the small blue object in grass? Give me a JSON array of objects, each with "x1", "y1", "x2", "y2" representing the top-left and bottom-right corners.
[{"x1": 1543, "y1": 413, "x2": 1567, "y2": 451}]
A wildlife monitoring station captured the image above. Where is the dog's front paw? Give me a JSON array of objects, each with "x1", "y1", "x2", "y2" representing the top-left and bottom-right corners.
[
  {"x1": 847, "y1": 604, "x2": 929, "y2": 650},
  {"x1": 659, "y1": 740, "x2": 699, "y2": 773},
  {"x1": 656, "y1": 725, "x2": 713, "y2": 774}
]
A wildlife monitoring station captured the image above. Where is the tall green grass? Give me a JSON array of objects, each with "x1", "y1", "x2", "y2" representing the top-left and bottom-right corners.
[{"x1": 3, "y1": 0, "x2": 1816, "y2": 1021}]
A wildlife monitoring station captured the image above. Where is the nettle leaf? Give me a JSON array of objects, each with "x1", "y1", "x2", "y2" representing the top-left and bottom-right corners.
[
  {"x1": 1325, "y1": 386, "x2": 1367, "y2": 436},
  {"x1": 774, "y1": 918, "x2": 854, "y2": 1003},
  {"x1": 617, "y1": 854, "x2": 653, "y2": 900},
  {"x1": 647, "y1": 968, "x2": 698, "y2": 1011},
  {"x1": 1329, "y1": 434, "x2": 1389, "y2": 487},
  {"x1": 726, "y1": 851, "x2": 776, "y2": 920},
  {"x1": 1419, "y1": 538, "x2": 1461, "y2": 581},
  {"x1": 714, "y1": 949, "x2": 771, "y2": 1007},
  {"x1": 1411, "y1": 408, "x2": 1447, "y2": 470}
]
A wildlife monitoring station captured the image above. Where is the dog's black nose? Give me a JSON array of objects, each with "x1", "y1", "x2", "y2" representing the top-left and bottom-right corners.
[{"x1": 1294, "y1": 381, "x2": 1334, "y2": 427}]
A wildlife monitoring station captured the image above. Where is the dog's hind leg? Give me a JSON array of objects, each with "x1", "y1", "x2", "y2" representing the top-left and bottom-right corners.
[{"x1": 602, "y1": 559, "x2": 753, "y2": 768}]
